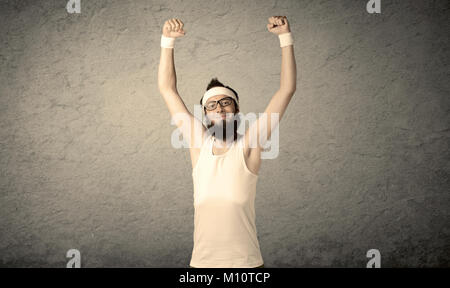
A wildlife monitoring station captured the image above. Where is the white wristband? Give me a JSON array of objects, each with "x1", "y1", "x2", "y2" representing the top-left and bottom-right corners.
[
  {"x1": 278, "y1": 32, "x2": 294, "y2": 47},
  {"x1": 161, "y1": 34, "x2": 175, "y2": 49}
]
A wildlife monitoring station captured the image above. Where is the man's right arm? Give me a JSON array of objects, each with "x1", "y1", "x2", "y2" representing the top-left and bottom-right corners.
[
  {"x1": 158, "y1": 47, "x2": 189, "y2": 119},
  {"x1": 158, "y1": 19, "x2": 189, "y2": 119},
  {"x1": 158, "y1": 19, "x2": 206, "y2": 163}
]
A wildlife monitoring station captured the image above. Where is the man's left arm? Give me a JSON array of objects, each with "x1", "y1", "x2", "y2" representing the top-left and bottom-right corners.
[{"x1": 245, "y1": 16, "x2": 297, "y2": 151}]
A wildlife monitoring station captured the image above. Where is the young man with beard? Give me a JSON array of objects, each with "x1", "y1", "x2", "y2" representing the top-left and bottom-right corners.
[{"x1": 158, "y1": 16, "x2": 297, "y2": 268}]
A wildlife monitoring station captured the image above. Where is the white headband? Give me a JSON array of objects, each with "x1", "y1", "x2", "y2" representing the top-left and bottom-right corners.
[{"x1": 202, "y1": 87, "x2": 238, "y2": 107}]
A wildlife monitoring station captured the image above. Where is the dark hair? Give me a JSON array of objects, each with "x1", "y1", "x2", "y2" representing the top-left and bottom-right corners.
[{"x1": 200, "y1": 77, "x2": 239, "y2": 109}]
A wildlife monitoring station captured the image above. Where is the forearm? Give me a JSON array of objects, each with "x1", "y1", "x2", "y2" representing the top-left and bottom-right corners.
[
  {"x1": 280, "y1": 44, "x2": 296, "y2": 93},
  {"x1": 158, "y1": 47, "x2": 177, "y2": 92}
]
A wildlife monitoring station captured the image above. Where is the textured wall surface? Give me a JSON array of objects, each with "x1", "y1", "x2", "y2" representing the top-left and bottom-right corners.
[{"x1": 0, "y1": 0, "x2": 449, "y2": 267}]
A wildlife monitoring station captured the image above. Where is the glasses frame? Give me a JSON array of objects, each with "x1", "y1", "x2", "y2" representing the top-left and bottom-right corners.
[{"x1": 204, "y1": 97, "x2": 234, "y2": 111}]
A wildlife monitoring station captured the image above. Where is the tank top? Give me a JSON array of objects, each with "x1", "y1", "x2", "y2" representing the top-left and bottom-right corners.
[{"x1": 189, "y1": 134, "x2": 264, "y2": 268}]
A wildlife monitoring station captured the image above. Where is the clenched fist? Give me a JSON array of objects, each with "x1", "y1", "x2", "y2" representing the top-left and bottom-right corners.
[
  {"x1": 162, "y1": 18, "x2": 186, "y2": 38},
  {"x1": 267, "y1": 16, "x2": 290, "y2": 35}
]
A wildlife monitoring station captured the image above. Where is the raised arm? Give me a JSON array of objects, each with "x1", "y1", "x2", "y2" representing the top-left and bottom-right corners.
[
  {"x1": 265, "y1": 16, "x2": 296, "y2": 120},
  {"x1": 158, "y1": 19, "x2": 189, "y2": 119},
  {"x1": 158, "y1": 19, "x2": 206, "y2": 155},
  {"x1": 245, "y1": 16, "x2": 297, "y2": 152}
]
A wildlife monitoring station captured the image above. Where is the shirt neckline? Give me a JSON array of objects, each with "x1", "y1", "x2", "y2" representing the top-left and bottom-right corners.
[{"x1": 210, "y1": 136, "x2": 236, "y2": 157}]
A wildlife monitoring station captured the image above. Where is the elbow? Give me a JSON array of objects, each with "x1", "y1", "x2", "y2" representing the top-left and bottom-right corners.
[
  {"x1": 159, "y1": 84, "x2": 177, "y2": 94},
  {"x1": 291, "y1": 81, "x2": 297, "y2": 94},
  {"x1": 280, "y1": 87, "x2": 296, "y2": 96},
  {"x1": 280, "y1": 81, "x2": 296, "y2": 95},
  {"x1": 290, "y1": 86, "x2": 297, "y2": 95},
  {"x1": 158, "y1": 78, "x2": 176, "y2": 93},
  {"x1": 158, "y1": 86, "x2": 166, "y2": 95},
  {"x1": 158, "y1": 80, "x2": 168, "y2": 93}
]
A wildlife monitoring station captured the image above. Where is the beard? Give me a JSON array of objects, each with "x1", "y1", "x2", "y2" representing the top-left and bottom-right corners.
[{"x1": 207, "y1": 117, "x2": 240, "y2": 142}]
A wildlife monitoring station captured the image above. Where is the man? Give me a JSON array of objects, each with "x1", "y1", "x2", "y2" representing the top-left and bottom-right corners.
[{"x1": 158, "y1": 16, "x2": 297, "y2": 268}]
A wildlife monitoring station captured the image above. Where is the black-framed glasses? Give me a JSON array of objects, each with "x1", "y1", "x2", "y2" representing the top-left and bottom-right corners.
[{"x1": 204, "y1": 97, "x2": 234, "y2": 111}]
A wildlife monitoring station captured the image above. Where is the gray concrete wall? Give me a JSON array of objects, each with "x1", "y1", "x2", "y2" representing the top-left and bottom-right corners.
[{"x1": 0, "y1": 0, "x2": 448, "y2": 267}]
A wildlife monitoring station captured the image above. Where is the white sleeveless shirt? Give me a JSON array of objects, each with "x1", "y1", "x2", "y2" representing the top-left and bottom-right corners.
[{"x1": 189, "y1": 134, "x2": 264, "y2": 268}]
